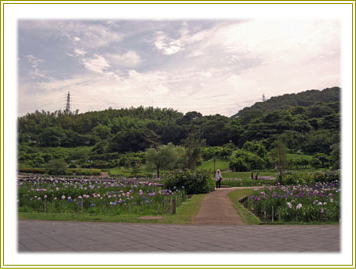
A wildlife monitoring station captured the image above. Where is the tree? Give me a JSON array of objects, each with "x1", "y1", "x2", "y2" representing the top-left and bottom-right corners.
[
  {"x1": 46, "y1": 159, "x2": 67, "y2": 175},
  {"x1": 242, "y1": 141, "x2": 267, "y2": 157},
  {"x1": 145, "y1": 143, "x2": 179, "y2": 178},
  {"x1": 270, "y1": 141, "x2": 287, "y2": 182},
  {"x1": 229, "y1": 149, "x2": 265, "y2": 172},
  {"x1": 183, "y1": 133, "x2": 205, "y2": 169}
]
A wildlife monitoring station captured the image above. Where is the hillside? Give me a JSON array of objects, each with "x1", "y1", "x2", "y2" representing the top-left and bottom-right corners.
[
  {"x1": 18, "y1": 86, "x2": 340, "y2": 170},
  {"x1": 233, "y1": 87, "x2": 340, "y2": 123}
]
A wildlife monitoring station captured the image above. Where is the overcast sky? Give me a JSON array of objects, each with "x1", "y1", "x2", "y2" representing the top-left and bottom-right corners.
[{"x1": 18, "y1": 19, "x2": 340, "y2": 116}]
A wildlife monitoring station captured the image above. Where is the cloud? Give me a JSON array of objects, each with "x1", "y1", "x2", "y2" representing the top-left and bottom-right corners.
[
  {"x1": 18, "y1": 20, "x2": 341, "y2": 116},
  {"x1": 25, "y1": 54, "x2": 48, "y2": 79},
  {"x1": 74, "y1": 48, "x2": 86, "y2": 56},
  {"x1": 19, "y1": 20, "x2": 124, "y2": 49},
  {"x1": 154, "y1": 31, "x2": 183, "y2": 55},
  {"x1": 82, "y1": 54, "x2": 110, "y2": 73},
  {"x1": 106, "y1": 51, "x2": 141, "y2": 67}
]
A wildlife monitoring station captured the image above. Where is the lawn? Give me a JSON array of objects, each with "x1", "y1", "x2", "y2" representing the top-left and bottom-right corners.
[
  {"x1": 198, "y1": 159, "x2": 229, "y2": 171},
  {"x1": 222, "y1": 170, "x2": 276, "y2": 179},
  {"x1": 228, "y1": 189, "x2": 261, "y2": 225}
]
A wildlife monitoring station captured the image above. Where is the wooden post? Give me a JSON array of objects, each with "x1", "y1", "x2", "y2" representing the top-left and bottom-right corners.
[
  {"x1": 171, "y1": 198, "x2": 176, "y2": 214},
  {"x1": 272, "y1": 206, "x2": 274, "y2": 222}
]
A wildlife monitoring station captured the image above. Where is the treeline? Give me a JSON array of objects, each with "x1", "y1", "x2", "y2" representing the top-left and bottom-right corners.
[{"x1": 18, "y1": 86, "x2": 340, "y2": 170}]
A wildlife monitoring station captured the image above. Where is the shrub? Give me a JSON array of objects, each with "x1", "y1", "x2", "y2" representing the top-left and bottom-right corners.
[
  {"x1": 312, "y1": 170, "x2": 340, "y2": 183},
  {"x1": 223, "y1": 179, "x2": 275, "y2": 187},
  {"x1": 281, "y1": 172, "x2": 314, "y2": 185},
  {"x1": 66, "y1": 168, "x2": 102, "y2": 176},
  {"x1": 46, "y1": 159, "x2": 67, "y2": 175},
  {"x1": 229, "y1": 150, "x2": 265, "y2": 171},
  {"x1": 18, "y1": 168, "x2": 47, "y2": 174},
  {"x1": 164, "y1": 169, "x2": 215, "y2": 194}
]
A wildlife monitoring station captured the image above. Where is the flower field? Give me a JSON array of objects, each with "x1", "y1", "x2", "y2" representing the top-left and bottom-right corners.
[
  {"x1": 244, "y1": 182, "x2": 340, "y2": 223},
  {"x1": 18, "y1": 176, "x2": 186, "y2": 216}
]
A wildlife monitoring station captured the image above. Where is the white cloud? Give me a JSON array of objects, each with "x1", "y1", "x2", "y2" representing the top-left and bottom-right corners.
[
  {"x1": 82, "y1": 54, "x2": 110, "y2": 73},
  {"x1": 106, "y1": 51, "x2": 141, "y2": 67},
  {"x1": 74, "y1": 48, "x2": 86, "y2": 56},
  {"x1": 25, "y1": 54, "x2": 48, "y2": 79},
  {"x1": 154, "y1": 31, "x2": 183, "y2": 55},
  {"x1": 19, "y1": 20, "x2": 341, "y2": 116}
]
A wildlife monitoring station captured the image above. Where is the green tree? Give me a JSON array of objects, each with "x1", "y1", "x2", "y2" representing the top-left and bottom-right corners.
[
  {"x1": 46, "y1": 159, "x2": 67, "y2": 175},
  {"x1": 183, "y1": 133, "x2": 205, "y2": 169},
  {"x1": 145, "y1": 143, "x2": 179, "y2": 177},
  {"x1": 270, "y1": 141, "x2": 287, "y2": 182}
]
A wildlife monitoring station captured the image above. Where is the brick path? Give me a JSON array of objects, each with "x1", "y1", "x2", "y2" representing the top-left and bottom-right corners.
[{"x1": 18, "y1": 220, "x2": 339, "y2": 252}]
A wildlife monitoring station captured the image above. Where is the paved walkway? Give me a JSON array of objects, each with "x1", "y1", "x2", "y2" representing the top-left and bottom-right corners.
[
  {"x1": 193, "y1": 187, "x2": 245, "y2": 225},
  {"x1": 18, "y1": 220, "x2": 340, "y2": 252}
]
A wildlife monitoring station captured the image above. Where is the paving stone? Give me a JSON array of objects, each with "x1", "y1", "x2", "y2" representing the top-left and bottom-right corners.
[{"x1": 19, "y1": 220, "x2": 339, "y2": 252}]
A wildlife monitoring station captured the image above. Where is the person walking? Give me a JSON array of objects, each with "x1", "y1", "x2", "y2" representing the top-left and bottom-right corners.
[{"x1": 215, "y1": 169, "x2": 223, "y2": 189}]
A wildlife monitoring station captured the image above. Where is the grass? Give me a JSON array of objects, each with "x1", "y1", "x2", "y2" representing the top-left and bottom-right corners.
[
  {"x1": 228, "y1": 189, "x2": 261, "y2": 225},
  {"x1": 109, "y1": 166, "x2": 154, "y2": 177},
  {"x1": 223, "y1": 179, "x2": 275, "y2": 187},
  {"x1": 18, "y1": 194, "x2": 206, "y2": 224},
  {"x1": 198, "y1": 159, "x2": 229, "y2": 171}
]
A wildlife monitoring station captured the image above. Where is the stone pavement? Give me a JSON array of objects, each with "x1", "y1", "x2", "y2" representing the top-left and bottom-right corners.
[{"x1": 18, "y1": 220, "x2": 340, "y2": 252}]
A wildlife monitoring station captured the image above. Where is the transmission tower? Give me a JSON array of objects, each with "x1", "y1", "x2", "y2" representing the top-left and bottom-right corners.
[
  {"x1": 262, "y1": 94, "x2": 267, "y2": 102},
  {"x1": 65, "y1": 92, "x2": 71, "y2": 113}
]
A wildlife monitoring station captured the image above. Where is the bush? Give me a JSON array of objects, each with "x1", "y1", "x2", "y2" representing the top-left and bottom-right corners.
[
  {"x1": 46, "y1": 159, "x2": 67, "y2": 175},
  {"x1": 66, "y1": 168, "x2": 102, "y2": 176},
  {"x1": 18, "y1": 168, "x2": 47, "y2": 174},
  {"x1": 164, "y1": 169, "x2": 215, "y2": 194},
  {"x1": 281, "y1": 172, "x2": 314, "y2": 185},
  {"x1": 229, "y1": 150, "x2": 265, "y2": 171},
  {"x1": 312, "y1": 170, "x2": 339, "y2": 183},
  {"x1": 223, "y1": 179, "x2": 275, "y2": 187}
]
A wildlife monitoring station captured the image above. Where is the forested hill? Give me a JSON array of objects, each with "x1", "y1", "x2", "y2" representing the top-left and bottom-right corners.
[
  {"x1": 233, "y1": 87, "x2": 340, "y2": 123},
  {"x1": 18, "y1": 86, "x2": 340, "y2": 163}
]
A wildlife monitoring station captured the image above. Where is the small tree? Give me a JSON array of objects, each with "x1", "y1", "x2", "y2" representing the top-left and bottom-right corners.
[
  {"x1": 183, "y1": 133, "x2": 205, "y2": 169},
  {"x1": 46, "y1": 159, "x2": 67, "y2": 175},
  {"x1": 271, "y1": 141, "x2": 287, "y2": 182},
  {"x1": 145, "y1": 143, "x2": 179, "y2": 178}
]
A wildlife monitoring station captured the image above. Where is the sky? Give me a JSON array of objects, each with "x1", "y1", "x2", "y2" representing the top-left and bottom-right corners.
[{"x1": 18, "y1": 19, "x2": 340, "y2": 116}]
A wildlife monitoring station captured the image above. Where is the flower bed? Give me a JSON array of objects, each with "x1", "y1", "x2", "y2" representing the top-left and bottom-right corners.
[
  {"x1": 244, "y1": 182, "x2": 340, "y2": 223},
  {"x1": 18, "y1": 176, "x2": 185, "y2": 216}
]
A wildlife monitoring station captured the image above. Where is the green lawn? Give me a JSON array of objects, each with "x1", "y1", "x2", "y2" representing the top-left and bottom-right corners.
[
  {"x1": 222, "y1": 170, "x2": 276, "y2": 179},
  {"x1": 18, "y1": 194, "x2": 206, "y2": 224},
  {"x1": 198, "y1": 159, "x2": 229, "y2": 171},
  {"x1": 228, "y1": 189, "x2": 261, "y2": 225}
]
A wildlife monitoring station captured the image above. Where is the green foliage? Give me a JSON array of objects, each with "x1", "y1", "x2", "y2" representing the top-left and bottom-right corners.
[
  {"x1": 66, "y1": 168, "x2": 102, "y2": 175},
  {"x1": 18, "y1": 87, "x2": 340, "y2": 170},
  {"x1": 164, "y1": 169, "x2": 215, "y2": 194},
  {"x1": 223, "y1": 179, "x2": 275, "y2": 187},
  {"x1": 311, "y1": 153, "x2": 330, "y2": 168},
  {"x1": 281, "y1": 172, "x2": 315, "y2": 185},
  {"x1": 198, "y1": 159, "x2": 229, "y2": 171},
  {"x1": 242, "y1": 141, "x2": 267, "y2": 157},
  {"x1": 18, "y1": 168, "x2": 47, "y2": 174},
  {"x1": 182, "y1": 133, "x2": 204, "y2": 169},
  {"x1": 229, "y1": 149, "x2": 265, "y2": 171},
  {"x1": 312, "y1": 170, "x2": 340, "y2": 183},
  {"x1": 145, "y1": 143, "x2": 182, "y2": 177},
  {"x1": 46, "y1": 159, "x2": 68, "y2": 175},
  {"x1": 287, "y1": 153, "x2": 313, "y2": 169}
]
